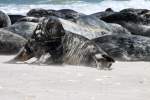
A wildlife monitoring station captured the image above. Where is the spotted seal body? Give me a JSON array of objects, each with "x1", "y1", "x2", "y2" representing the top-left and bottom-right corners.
[
  {"x1": 11, "y1": 16, "x2": 115, "y2": 69},
  {"x1": 62, "y1": 32, "x2": 114, "y2": 69}
]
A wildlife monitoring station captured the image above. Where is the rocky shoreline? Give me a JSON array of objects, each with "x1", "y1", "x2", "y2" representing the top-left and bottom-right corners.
[{"x1": 1, "y1": 8, "x2": 150, "y2": 69}]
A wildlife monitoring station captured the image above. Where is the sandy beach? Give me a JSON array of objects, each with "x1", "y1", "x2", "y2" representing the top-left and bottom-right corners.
[
  {"x1": 0, "y1": 0, "x2": 150, "y2": 100},
  {"x1": 0, "y1": 55, "x2": 149, "y2": 100}
]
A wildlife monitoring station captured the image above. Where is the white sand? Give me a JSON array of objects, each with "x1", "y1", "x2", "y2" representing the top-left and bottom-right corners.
[{"x1": 0, "y1": 55, "x2": 150, "y2": 100}]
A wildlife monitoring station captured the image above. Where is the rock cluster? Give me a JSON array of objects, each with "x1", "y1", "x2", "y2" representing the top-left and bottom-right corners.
[{"x1": 1, "y1": 8, "x2": 150, "y2": 69}]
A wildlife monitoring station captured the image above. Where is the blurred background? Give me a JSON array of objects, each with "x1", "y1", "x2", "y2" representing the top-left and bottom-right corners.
[{"x1": 0, "y1": 0, "x2": 150, "y2": 15}]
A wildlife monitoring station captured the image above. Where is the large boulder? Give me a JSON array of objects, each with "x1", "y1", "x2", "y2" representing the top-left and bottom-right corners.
[
  {"x1": 0, "y1": 29, "x2": 27, "y2": 54},
  {"x1": 0, "y1": 10, "x2": 11, "y2": 28},
  {"x1": 76, "y1": 15, "x2": 131, "y2": 36},
  {"x1": 91, "y1": 8, "x2": 115, "y2": 19},
  {"x1": 92, "y1": 8, "x2": 150, "y2": 25},
  {"x1": 96, "y1": 10, "x2": 150, "y2": 37},
  {"x1": 120, "y1": 8, "x2": 150, "y2": 19},
  {"x1": 27, "y1": 8, "x2": 50, "y2": 17},
  {"x1": 11, "y1": 16, "x2": 115, "y2": 69},
  {"x1": 27, "y1": 8, "x2": 85, "y2": 22},
  {"x1": 8, "y1": 15, "x2": 25, "y2": 24},
  {"x1": 57, "y1": 9, "x2": 85, "y2": 21},
  {"x1": 3, "y1": 22, "x2": 38, "y2": 39},
  {"x1": 118, "y1": 22, "x2": 150, "y2": 37},
  {"x1": 101, "y1": 12, "x2": 145, "y2": 24},
  {"x1": 93, "y1": 35, "x2": 150, "y2": 61},
  {"x1": 18, "y1": 17, "x2": 41, "y2": 23},
  {"x1": 31, "y1": 16, "x2": 122, "y2": 41}
]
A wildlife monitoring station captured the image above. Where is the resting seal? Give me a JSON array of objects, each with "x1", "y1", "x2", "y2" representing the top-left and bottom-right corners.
[{"x1": 11, "y1": 16, "x2": 115, "y2": 69}]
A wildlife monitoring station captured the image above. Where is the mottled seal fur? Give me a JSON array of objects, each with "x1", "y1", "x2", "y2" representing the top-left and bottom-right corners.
[{"x1": 11, "y1": 16, "x2": 115, "y2": 69}]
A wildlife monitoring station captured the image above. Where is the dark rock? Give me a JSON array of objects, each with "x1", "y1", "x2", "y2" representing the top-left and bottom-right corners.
[
  {"x1": 97, "y1": 10, "x2": 150, "y2": 37},
  {"x1": 57, "y1": 9, "x2": 84, "y2": 21},
  {"x1": 27, "y1": 8, "x2": 49, "y2": 17},
  {"x1": 8, "y1": 15, "x2": 25, "y2": 24},
  {"x1": 91, "y1": 8, "x2": 115, "y2": 19},
  {"x1": 98, "y1": 8, "x2": 150, "y2": 25},
  {"x1": 101, "y1": 12, "x2": 145, "y2": 24},
  {"x1": 105, "y1": 8, "x2": 114, "y2": 12},
  {"x1": 3, "y1": 22, "x2": 38, "y2": 39},
  {"x1": 44, "y1": 9, "x2": 64, "y2": 18},
  {"x1": 120, "y1": 8, "x2": 149, "y2": 16},
  {"x1": 27, "y1": 8, "x2": 85, "y2": 22},
  {"x1": 0, "y1": 29, "x2": 27, "y2": 54},
  {"x1": 18, "y1": 17, "x2": 41, "y2": 23},
  {"x1": 93, "y1": 35, "x2": 150, "y2": 61},
  {"x1": 0, "y1": 10, "x2": 11, "y2": 28},
  {"x1": 76, "y1": 15, "x2": 131, "y2": 36},
  {"x1": 117, "y1": 22, "x2": 150, "y2": 37},
  {"x1": 109, "y1": 23, "x2": 131, "y2": 35}
]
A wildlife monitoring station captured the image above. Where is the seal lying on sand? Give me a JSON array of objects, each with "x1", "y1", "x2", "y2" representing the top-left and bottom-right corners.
[
  {"x1": 11, "y1": 16, "x2": 115, "y2": 69},
  {"x1": 93, "y1": 34, "x2": 150, "y2": 61}
]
